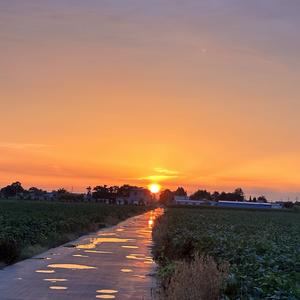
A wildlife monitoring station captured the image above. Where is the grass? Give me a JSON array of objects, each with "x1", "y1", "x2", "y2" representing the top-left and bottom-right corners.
[
  {"x1": 0, "y1": 200, "x2": 148, "y2": 265},
  {"x1": 152, "y1": 207, "x2": 300, "y2": 299}
]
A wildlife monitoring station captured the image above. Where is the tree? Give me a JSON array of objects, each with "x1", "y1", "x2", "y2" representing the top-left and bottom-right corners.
[
  {"x1": 257, "y1": 196, "x2": 267, "y2": 203},
  {"x1": 92, "y1": 185, "x2": 109, "y2": 199},
  {"x1": 233, "y1": 188, "x2": 245, "y2": 201},
  {"x1": 0, "y1": 182, "x2": 24, "y2": 198},
  {"x1": 159, "y1": 189, "x2": 174, "y2": 205},
  {"x1": 174, "y1": 187, "x2": 187, "y2": 197},
  {"x1": 211, "y1": 191, "x2": 220, "y2": 201},
  {"x1": 190, "y1": 190, "x2": 211, "y2": 201}
]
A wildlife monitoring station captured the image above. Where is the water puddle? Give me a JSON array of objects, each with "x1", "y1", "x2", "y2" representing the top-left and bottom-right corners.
[
  {"x1": 98, "y1": 233, "x2": 117, "y2": 236},
  {"x1": 84, "y1": 250, "x2": 113, "y2": 254},
  {"x1": 49, "y1": 286, "x2": 68, "y2": 290},
  {"x1": 133, "y1": 275, "x2": 146, "y2": 279},
  {"x1": 36, "y1": 270, "x2": 55, "y2": 274},
  {"x1": 96, "y1": 290, "x2": 118, "y2": 294},
  {"x1": 96, "y1": 289, "x2": 118, "y2": 299},
  {"x1": 121, "y1": 268, "x2": 133, "y2": 273},
  {"x1": 44, "y1": 279, "x2": 68, "y2": 283},
  {"x1": 77, "y1": 237, "x2": 133, "y2": 249},
  {"x1": 48, "y1": 264, "x2": 97, "y2": 270},
  {"x1": 121, "y1": 245, "x2": 139, "y2": 249},
  {"x1": 73, "y1": 254, "x2": 89, "y2": 258}
]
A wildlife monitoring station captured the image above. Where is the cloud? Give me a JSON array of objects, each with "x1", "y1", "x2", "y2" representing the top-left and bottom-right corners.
[
  {"x1": 154, "y1": 167, "x2": 179, "y2": 175},
  {"x1": 138, "y1": 174, "x2": 179, "y2": 182}
]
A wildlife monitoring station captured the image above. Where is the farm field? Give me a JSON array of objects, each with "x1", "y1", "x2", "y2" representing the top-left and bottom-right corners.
[
  {"x1": 0, "y1": 200, "x2": 147, "y2": 265},
  {"x1": 152, "y1": 207, "x2": 300, "y2": 300}
]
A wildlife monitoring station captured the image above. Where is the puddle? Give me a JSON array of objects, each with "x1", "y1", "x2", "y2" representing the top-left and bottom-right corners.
[
  {"x1": 85, "y1": 250, "x2": 113, "y2": 254},
  {"x1": 49, "y1": 286, "x2": 68, "y2": 290},
  {"x1": 96, "y1": 296, "x2": 115, "y2": 299},
  {"x1": 126, "y1": 255, "x2": 145, "y2": 260},
  {"x1": 98, "y1": 233, "x2": 117, "y2": 236},
  {"x1": 133, "y1": 275, "x2": 146, "y2": 279},
  {"x1": 116, "y1": 229, "x2": 124, "y2": 232},
  {"x1": 122, "y1": 246, "x2": 139, "y2": 249},
  {"x1": 73, "y1": 254, "x2": 89, "y2": 258},
  {"x1": 96, "y1": 290, "x2": 118, "y2": 294},
  {"x1": 44, "y1": 279, "x2": 68, "y2": 283},
  {"x1": 36, "y1": 270, "x2": 55, "y2": 274},
  {"x1": 77, "y1": 238, "x2": 133, "y2": 250},
  {"x1": 121, "y1": 268, "x2": 133, "y2": 273},
  {"x1": 48, "y1": 264, "x2": 97, "y2": 270}
]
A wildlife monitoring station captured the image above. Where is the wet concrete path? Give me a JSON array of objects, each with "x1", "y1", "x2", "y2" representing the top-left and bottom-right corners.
[{"x1": 0, "y1": 209, "x2": 163, "y2": 300}]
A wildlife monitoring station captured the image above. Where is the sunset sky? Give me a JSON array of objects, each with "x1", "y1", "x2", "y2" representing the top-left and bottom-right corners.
[{"x1": 1, "y1": 1, "x2": 300, "y2": 200}]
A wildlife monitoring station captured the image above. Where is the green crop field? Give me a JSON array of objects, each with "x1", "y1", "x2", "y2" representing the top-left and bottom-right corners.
[
  {"x1": 152, "y1": 207, "x2": 300, "y2": 299},
  {"x1": 0, "y1": 200, "x2": 147, "y2": 265}
]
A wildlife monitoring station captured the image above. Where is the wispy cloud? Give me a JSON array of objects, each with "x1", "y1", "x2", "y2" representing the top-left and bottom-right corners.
[
  {"x1": 138, "y1": 174, "x2": 178, "y2": 182},
  {"x1": 154, "y1": 167, "x2": 179, "y2": 175}
]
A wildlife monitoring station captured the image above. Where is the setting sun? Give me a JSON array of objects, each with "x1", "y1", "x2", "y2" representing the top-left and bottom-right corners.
[{"x1": 148, "y1": 183, "x2": 161, "y2": 194}]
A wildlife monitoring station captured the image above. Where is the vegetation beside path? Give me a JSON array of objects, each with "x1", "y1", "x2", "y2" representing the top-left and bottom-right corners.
[
  {"x1": 152, "y1": 207, "x2": 300, "y2": 300},
  {"x1": 0, "y1": 200, "x2": 148, "y2": 265}
]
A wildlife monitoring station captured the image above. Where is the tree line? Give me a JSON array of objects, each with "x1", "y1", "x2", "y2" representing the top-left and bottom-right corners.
[
  {"x1": 159, "y1": 187, "x2": 268, "y2": 205},
  {"x1": 0, "y1": 182, "x2": 149, "y2": 203}
]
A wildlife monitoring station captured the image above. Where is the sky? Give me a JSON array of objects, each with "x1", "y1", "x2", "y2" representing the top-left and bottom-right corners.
[{"x1": 1, "y1": 0, "x2": 300, "y2": 200}]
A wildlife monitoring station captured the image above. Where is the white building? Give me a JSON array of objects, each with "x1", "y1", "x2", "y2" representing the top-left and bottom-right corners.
[
  {"x1": 116, "y1": 188, "x2": 153, "y2": 205},
  {"x1": 174, "y1": 196, "x2": 205, "y2": 206}
]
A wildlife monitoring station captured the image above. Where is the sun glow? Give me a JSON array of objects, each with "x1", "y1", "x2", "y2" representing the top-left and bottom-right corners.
[{"x1": 148, "y1": 183, "x2": 161, "y2": 194}]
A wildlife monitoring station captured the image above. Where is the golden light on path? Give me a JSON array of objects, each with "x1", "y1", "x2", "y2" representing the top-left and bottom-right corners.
[{"x1": 148, "y1": 183, "x2": 161, "y2": 194}]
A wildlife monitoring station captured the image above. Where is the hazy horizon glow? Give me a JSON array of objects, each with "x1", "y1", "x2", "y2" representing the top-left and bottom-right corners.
[{"x1": 1, "y1": 1, "x2": 300, "y2": 200}]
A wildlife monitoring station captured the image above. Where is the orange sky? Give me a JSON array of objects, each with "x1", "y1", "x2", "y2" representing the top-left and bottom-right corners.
[{"x1": 1, "y1": 1, "x2": 300, "y2": 200}]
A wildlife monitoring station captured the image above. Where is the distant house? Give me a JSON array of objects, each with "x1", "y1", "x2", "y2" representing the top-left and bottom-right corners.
[{"x1": 116, "y1": 188, "x2": 153, "y2": 206}]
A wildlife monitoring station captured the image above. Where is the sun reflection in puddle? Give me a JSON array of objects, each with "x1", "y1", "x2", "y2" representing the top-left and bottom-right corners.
[
  {"x1": 96, "y1": 289, "x2": 118, "y2": 299},
  {"x1": 133, "y1": 275, "x2": 146, "y2": 279},
  {"x1": 84, "y1": 250, "x2": 113, "y2": 254},
  {"x1": 77, "y1": 237, "x2": 134, "y2": 249},
  {"x1": 73, "y1": 254, "x2": 89, "y2": 258},
  {"x1": 98, "y1": 233, "x2": 117, "y2": 236},
  {"x1": 126, "y1": 254, "x2": 146, "y2": 260},
  {"x1": 116, "y1": 228, "x2": 124, "y2": 232},
  {"x1": 96, "y1": 290, "x2": 118, "y2": 294},
  {"x1": 44, "y1": 279, "x2": 68, "y2": 283},
  {"x1": 121, "y1": 268, "x2": 133, "y2": 273},
  {"x1": 49, "y1": 286, "x2": 68, "y2": 290},
  {"x1": 121, "y1": 245, "x2": 139, "y2": 249},
  {"x1": 36, "y1": 270, "x2": 55, "y2": 274},
  {"x1": 47, "y1": 264, "x2": 97, "y2": 270}
]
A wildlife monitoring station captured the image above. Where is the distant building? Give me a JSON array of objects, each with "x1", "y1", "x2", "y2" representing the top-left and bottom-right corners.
[
  {"x1": 175, "y1": 196, "x2": 205, "y2": 206},
  {"x1": 174, "y1": 196, "x2": 283, "y2": 209},
  {"x1": 216, "y1": 201, "x2": 282, "y2": 209},
  {"x1": 116, "y1": 188, "x2": 153, "y2": 206}
]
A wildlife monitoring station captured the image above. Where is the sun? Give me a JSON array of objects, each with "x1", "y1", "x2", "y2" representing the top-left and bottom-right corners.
[{"x1": 148, "y1": 183, "x2": 161, "y2": 194}]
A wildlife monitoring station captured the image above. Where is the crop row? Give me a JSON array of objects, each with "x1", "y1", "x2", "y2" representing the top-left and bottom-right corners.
[
  {"x1": 152, "y1": 207, "x2": 300, "y2": 299},
  {"x1": 0, "y1": 200, "x2": 147, "y2": 264}
]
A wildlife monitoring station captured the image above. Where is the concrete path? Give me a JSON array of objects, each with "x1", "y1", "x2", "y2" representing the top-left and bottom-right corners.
[{"x1": 0, "y1": 209, "x2": 163, "y2": 300}]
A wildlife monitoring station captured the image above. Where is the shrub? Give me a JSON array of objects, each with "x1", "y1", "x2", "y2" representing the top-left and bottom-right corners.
[
  {"x1": 0, "y1": 238, "x2": 21, "y2": 264},
  {"x1": 165, "y1": 255, "x2": 228, "y2": 300}
]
